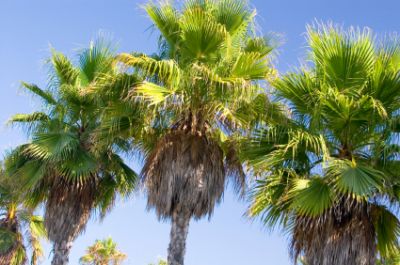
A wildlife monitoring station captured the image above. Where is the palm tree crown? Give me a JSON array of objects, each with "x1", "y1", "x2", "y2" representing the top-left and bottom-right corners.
[
  {"x1": 247, "y1": 24, "x2": 400, "y2": 265},
  {"x1": 79, "y1": 237, "x2": 126, "y2": 265}
]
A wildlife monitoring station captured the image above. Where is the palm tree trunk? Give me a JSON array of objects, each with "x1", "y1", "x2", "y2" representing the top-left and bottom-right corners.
[
  {"x1": 167, "y1": 210, "x2": 191, "y2": 265},
  {"x1": 52, "y1": 240, "x2": 73, "y2": 265}
]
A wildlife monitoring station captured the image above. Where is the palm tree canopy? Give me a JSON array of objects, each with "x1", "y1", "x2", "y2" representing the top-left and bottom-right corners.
[
  {"x1": 79, "y1": 237, "x2": 126, "y2": 265},
  {"x1": 105, "y1": 0, "x2": 277, "y2": 220},
  {"x1": 8, "y1": 39, "x2": 138, "y2": 244},
  {"x1": 246, "y1": 23, "x2": 400, "y2": 261}
]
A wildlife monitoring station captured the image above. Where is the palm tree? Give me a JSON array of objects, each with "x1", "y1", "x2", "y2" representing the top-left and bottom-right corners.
[
  {"x1": 247, "y1": 24, "x2": 400, "y2": 265},
  {"x1": 9, "y1": 39, "x2": 138, "y2": 265},
  {"x1": 102, "y1": 0, "x2": 276, "y2": 264},
  {"x1": 0, "y1": 161, "x2": 46, "y2": 265},
  {"x1": 79, "y1": 237, "x2": 126, "y2": 265}
]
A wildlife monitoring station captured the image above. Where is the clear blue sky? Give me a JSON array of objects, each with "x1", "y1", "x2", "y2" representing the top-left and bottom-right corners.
[{"x1": 0, "y1": 0, "x2": 399, "y2": 264}]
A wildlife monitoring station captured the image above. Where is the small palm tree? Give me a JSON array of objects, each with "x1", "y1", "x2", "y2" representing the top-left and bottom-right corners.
[
  {"x1": 247, "y1": 24, "x2": 400, "y2": 264},
  {"x1": 79, "y1": 237, "x2": 126, "y2": 265},
  {"x1": 0, "y1": 161, "x2": 46, "y2": 265},
  {"x1": 9, "y1": 39, "x2": 138, "y2": 265},
  {"x1": 102, "y1": 0, "x2": 276, "y2": 264}
]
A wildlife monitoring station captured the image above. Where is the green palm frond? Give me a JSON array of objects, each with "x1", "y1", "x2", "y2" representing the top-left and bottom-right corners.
[
  {"x1": 14, "y1": 159, "x2": 47, "y2": 190},
  {"x1": 145, "y1": 3, "x2": 180, "y2": 56},
  {"x1": 273, "y1": 71, "x2": 321, "y2": 117},
  {"x1": 249, "y1": 171, "x2": 295, "y2": 228},
  {"x1": 9, "y1": 112, "x2": 50, "y2": 135},
  {"x1": 117, "y1": 53, "x2": 181, "y2": 87},
  {"x1": 87, "y1": 72, "x2": 140, "y2": 101},
  {"x1": 231, "y1": 52, "x2": 272, "y2": 79},
  {"x1": 95, "y1": 153, "x2": 138, "y2": 217},
  {"x1": 27, "y1": 132, "x2": 79, "y2": 161},
  {"x1": 289, "y1": 177, "x2": 333, "y2": 217},
  {"x1": 59, "y1": 151, "x2": 98, "y2": 181},
  {"x1": 134, "y1": 81, "x2": 178, "y2": 105},
  {"x1": 212, "y1": 0, "x2": 253, "y2": 36},
  {"x1": 373, "y1": 205, "x2": 400, "y2": 258},
  {"x1": 21, "y1": 82, "x2": 57, "y2": 105},
  {"x1": 245, "y1": 37, "x2": 274, "y2": 56},
  {"x1": 50, "y1": 50, "x2": 79, "y2": 86},
  {"x1": 326, "y1": 159, "x2": 385, "y2": 197},
  {"x1": 9, "y1": 113, "x2": 49, "y2": 124},
  {"x1": 78, "y1": 38, "x2": 114, "y2": 85},
  {"x1": 180, "y1": 6, "x2": 228, "y2": 60},
  {"x1": 307, "y1": 23, "x2": 375, "y2": 89}
]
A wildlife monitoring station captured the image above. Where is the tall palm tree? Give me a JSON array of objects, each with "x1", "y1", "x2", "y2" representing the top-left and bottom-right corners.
[
  {"x1": 9, "y1": 39, "x2": 139, "y2": 265},
  {"x1": 246, "y1": 24, "x2": 400, "y2": 265},
  {"x1": 0, "y1": 161, "x2": 46, "y2": 265},
  {"x1": 107, "y1": 0, "x2": 276, "y2": 264},
  {"x1": 79, "y1": 237, "x2": 126, "y2": 265}
]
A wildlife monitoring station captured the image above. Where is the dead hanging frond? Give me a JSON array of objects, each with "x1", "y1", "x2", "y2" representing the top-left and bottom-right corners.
[
  {"x1": 291, "y1": 197, "x2": 376, "y2": 265},
  {"x1": 44, "y1": 175, "x2": 98, "y2": 245},
  {"x1": 224, "y1": 140, "x2": 246, "y2": 195},
  {"x1": 142, "y1": 112, "x2": 227, "y2": 219}
]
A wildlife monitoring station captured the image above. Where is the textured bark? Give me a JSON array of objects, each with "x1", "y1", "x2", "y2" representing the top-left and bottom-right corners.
[
  {"x1": 51, "y1": 241, "x2": 72, "y2": 265},
  {"x1": 167, "y1": 210, "x2": 191, "y2": 265}
]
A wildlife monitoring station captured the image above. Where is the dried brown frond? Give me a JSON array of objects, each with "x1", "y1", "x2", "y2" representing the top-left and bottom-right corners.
[
  {"x1": 292, "y1": 197, "x2": 375, "y2": 265},
  {"x1": 142, "y1": 112, "x2": 233, "y2": 219},
  {"x1": 45, "y1": 176, "x2": 97, "y2": 245},
  {"x1": 224, "y1": 141, "x2": 246, "y2": 195}
]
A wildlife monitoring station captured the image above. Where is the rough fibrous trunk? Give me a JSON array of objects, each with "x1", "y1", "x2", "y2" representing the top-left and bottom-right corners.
[
  {"x1": 168, "y1": 210, "x2": 191, "y2": 265},
  {"x1": 51, "y1": 241, "x2": 73, "y2": 265}
]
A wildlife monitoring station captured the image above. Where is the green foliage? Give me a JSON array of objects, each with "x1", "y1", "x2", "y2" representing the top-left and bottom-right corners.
[
  {"x1": 9, "y1": 38, "x2": 139, "y2": 216},
  {"x1": 0, "y1": 163, "x2": 47, "y2": 265},
  {"x1": 114, "y1": 0, "x2": 276, "y2": 135},
  {"x1": 246, "y1": 23, "x2": 400, "y2": 261},
  {"x1": 80, "y1": 237, "x2": 126, "y2": 265}
]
